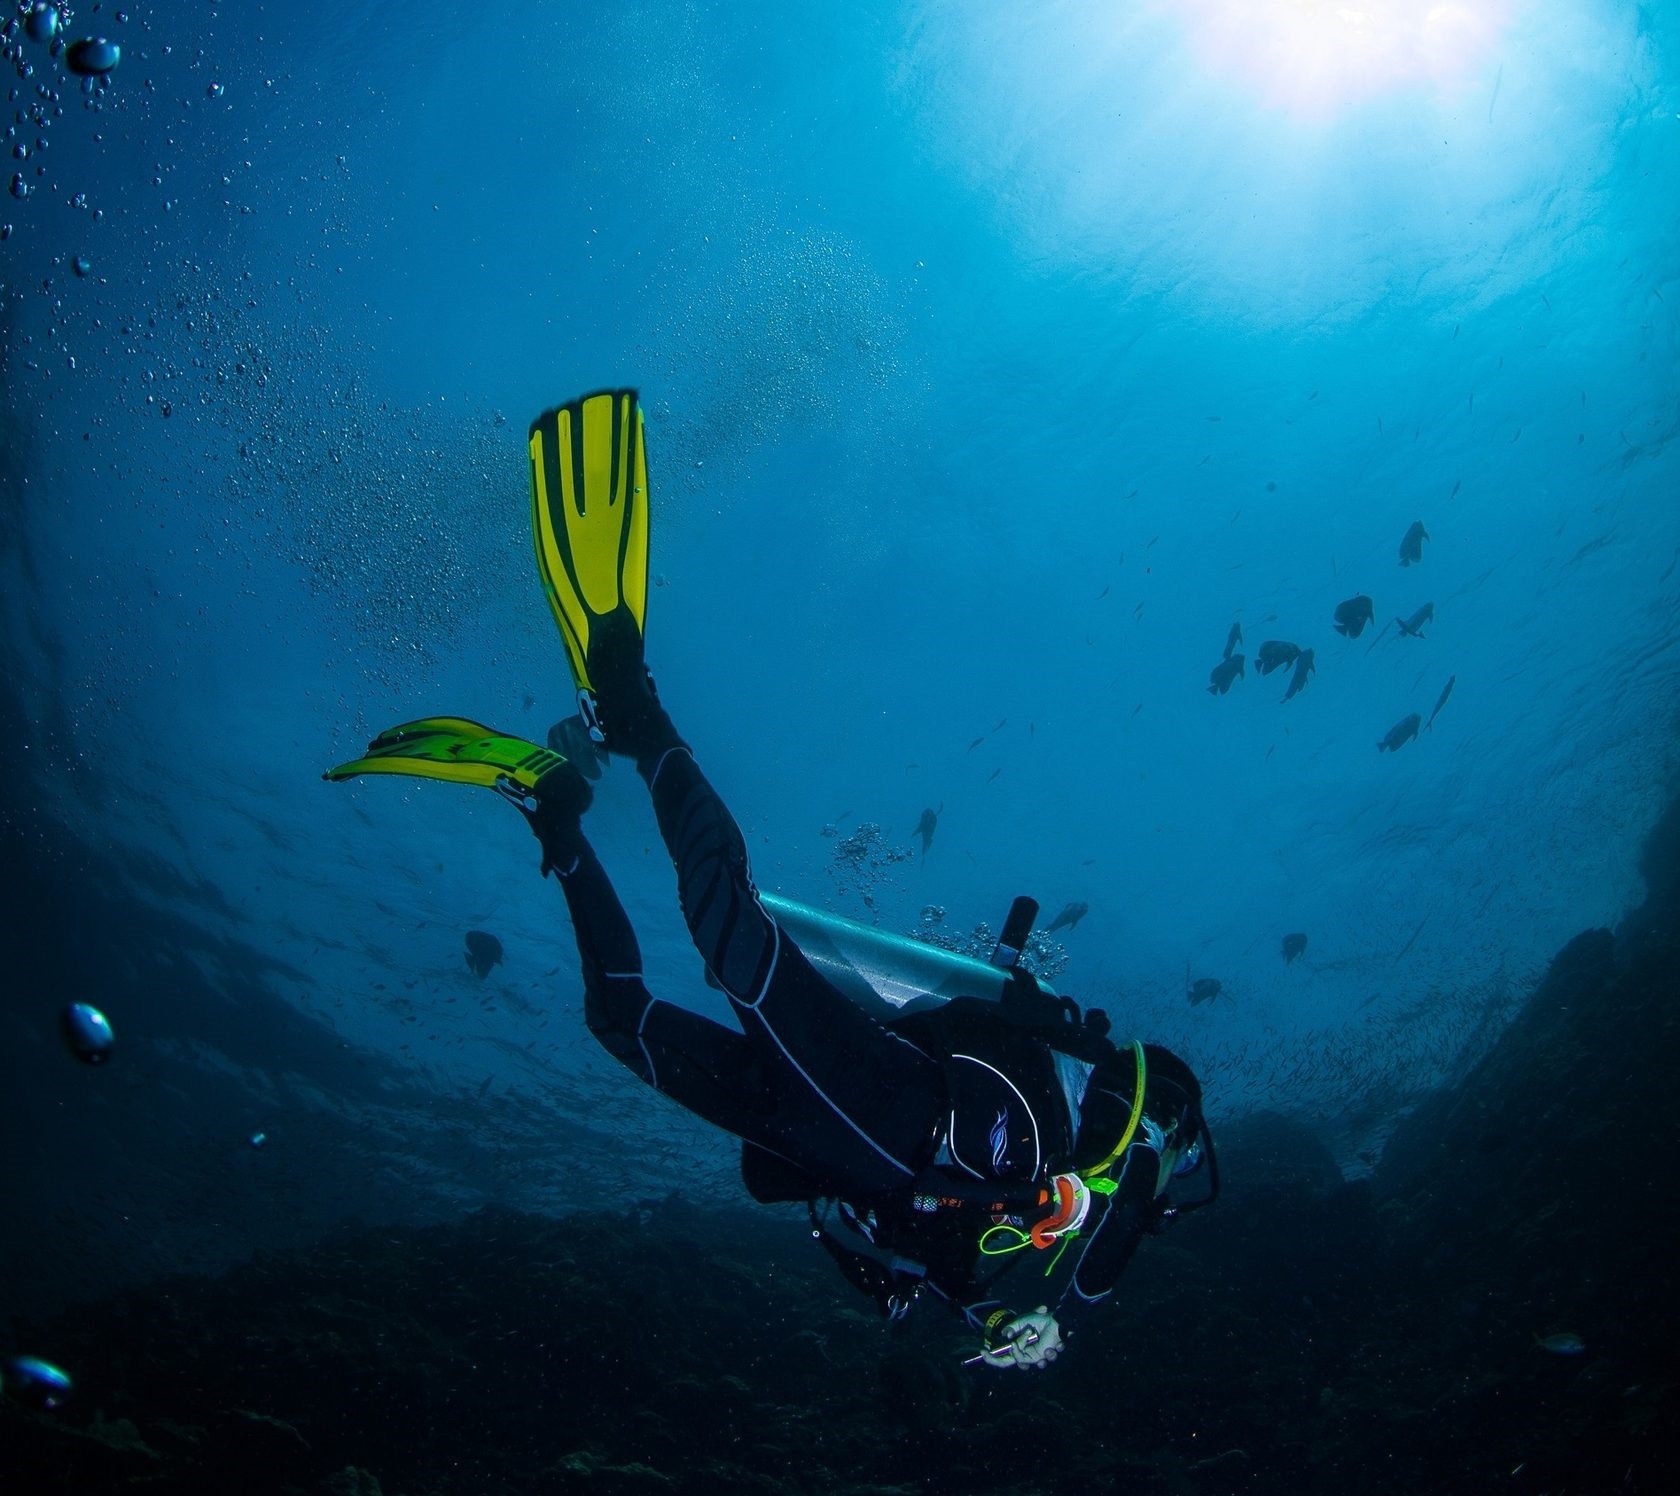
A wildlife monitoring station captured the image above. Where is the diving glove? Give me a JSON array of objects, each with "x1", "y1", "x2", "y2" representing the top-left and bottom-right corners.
[{"x1": 980, "y1": 1306, "x2": 1063, "y2": 1370}]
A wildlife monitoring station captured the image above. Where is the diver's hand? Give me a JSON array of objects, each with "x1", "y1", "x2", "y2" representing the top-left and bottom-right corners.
[{"x1": 981, "y1": 1307, "x2": 1062, "y2": 1370}]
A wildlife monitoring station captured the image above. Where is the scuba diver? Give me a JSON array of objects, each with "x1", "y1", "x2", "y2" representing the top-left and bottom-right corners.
[{"x1": 327, "y1": 389, "x2": 1217, "y2": 1370}]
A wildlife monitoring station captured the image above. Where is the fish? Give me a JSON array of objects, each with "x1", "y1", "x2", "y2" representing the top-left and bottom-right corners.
[
  {"x1": 1281, "y1": 932, "x2": 1308, "y2": 965},
  {"x1": 1332, "y1": 594, "x2": 1375, "y2": 638},
  {"x1": 1426, "y1": 675, "x2": 1455, "y2": 730},
  {"x1": 1223, "y1": 622, "x2": 1243, "y2": 661},
  {"x1": 913, "y1": 805, "x2": 943, "y2": 858},
  {"x1": 1280, "y1": 648, "x2": 1315, "y2": 703},
  {"x1": 546, "y1": 713, "x2": 606, "y2": 780},
  {"x1": 1254, "y1": 640, "x2": 1301, "y2": 676},
  {"x1": 1533, "y1": 1332, "x2": 1585, "y2": 1356},
  {"x1": 1377, "y1": 714, "x2": 1422, "y2": 753},
  {"x1": 1399, "y1": 520, "x2": 1429, "y2": 567},
  {"x1": 1395, "y1": 603, "x2": 1434, "y2": 638},
  {"x1": 1046, "y1": 900, "x2": 1089, "y2": 933},
  {"x1": 1207, "y1": 655, "x2": 1245, "y2": 695},
  {"x1": 464, "y1": 930, "x2": 503, "y2": 978},
  {"x1": 1187, "y1": 977, "x2": 1222, "y2": 1007}
]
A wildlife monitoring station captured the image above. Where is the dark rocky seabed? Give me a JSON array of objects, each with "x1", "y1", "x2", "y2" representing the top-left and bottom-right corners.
[{"x1": 4, "y1": 793, "x2": 1678, "y2": 1496}]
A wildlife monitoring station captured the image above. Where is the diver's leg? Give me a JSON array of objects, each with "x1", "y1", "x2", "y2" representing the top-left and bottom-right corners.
[
  {"x1": 533, "y1": 813, "x2": 769, "y2": 1138},
  {"x1": 584, "y1": 631, "x2": 946, "y2": 1192}
]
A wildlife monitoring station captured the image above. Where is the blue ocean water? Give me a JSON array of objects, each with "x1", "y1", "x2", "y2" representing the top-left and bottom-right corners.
[{"x1": 2, "y1": 1, "x2": 1677, "y2": 1484}]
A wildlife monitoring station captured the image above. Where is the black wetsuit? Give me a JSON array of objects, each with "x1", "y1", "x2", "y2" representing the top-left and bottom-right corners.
[{"x1": 542, "y1": 727, "x2": 1202, "y2": 1340}]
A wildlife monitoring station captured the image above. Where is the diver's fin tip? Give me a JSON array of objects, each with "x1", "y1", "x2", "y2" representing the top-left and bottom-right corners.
[{"x1": 529, "y1": 388, "x2": 652, "y2": 697}]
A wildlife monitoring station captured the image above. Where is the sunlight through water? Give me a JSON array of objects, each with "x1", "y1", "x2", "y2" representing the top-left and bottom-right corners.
[{"x1": 1158, "y1": 0, "x2": 1518, "y2": 118}]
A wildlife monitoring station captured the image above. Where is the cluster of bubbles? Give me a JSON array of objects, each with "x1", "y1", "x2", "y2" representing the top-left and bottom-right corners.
[
  {"x1": 3, "y1": 2, "x2": 120, "y2": 224},
  {"x1": 824, "y1": 821, "x2": 914, "y2": 907},
  {"x1": 37, "y1": 246, "x2": 526, "y2": 676},
  {"x1": 822, "y1": 831, "x2": 1069, "y2": 981},
  {"x1": 645, "y1": 220, "x2": 909, "y2": 508},
  {"x1": 907, "y1": 905, "x2": 1070, "y2": 984}
]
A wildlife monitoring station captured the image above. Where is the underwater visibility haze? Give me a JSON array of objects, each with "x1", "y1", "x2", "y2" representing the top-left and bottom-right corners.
[{"x1": 2, "y1": 2, "x2": 1678, "y2": 1492}]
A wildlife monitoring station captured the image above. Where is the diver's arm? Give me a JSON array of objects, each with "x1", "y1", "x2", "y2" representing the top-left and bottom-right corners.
[{"x1": 1052, "y1": 1142, "x2": 1160, "y2": 1328}]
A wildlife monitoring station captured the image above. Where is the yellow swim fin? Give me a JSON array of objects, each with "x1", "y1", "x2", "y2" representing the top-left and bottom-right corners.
[
  {"x1": 323, "y1": 717, "x2": 567, "y2": 806},
  {"x1": 528, "y1": 389, "x2": 650, "y2": 739}
]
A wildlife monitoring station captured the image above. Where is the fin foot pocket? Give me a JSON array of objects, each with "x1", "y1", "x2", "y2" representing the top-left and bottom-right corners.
[{"x1": 584, "y1": 608, "x2": 672, "y2": 758}]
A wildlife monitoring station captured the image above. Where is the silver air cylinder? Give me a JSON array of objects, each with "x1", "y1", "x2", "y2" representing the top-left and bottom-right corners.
[{"x1": 761, "y1": 893, "x2": 1053, "y2": 1021}]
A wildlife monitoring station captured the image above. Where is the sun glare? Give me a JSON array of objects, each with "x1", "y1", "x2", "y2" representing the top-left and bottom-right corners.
[{"x1": 1158, "y1": 0, "x2": 1514, "y2": 118}]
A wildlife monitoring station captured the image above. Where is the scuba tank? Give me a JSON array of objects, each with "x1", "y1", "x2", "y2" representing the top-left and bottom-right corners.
[{"x1": 758, "y1": 892, "x2": 1054, "y2": 1021}]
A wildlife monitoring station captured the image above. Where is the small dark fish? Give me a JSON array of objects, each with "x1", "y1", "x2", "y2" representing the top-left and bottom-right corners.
[
  {"x1": 1207, "y1": 654, "x2": 1245, "y2": 695},
  {"x1": 1046, "y1": 901, "x2": 1089, "y2": 933},
  {"x1": 1254, "y1": 640, "x2": 1301, "y2": 676},
  {"x1": 1399, "y1": 520, "x2": 1429, "y2": 567},
  {"x1": 1187, "y1": 977, "x2": 1222, "y2": 1007},
  {"x1": 1280, "y1": 648, "x2": 1315, "y2": 703},
  {"x1": 1281, "y1": 933, "x2": 1308, "y2": 965},
  {"x1": 1395, "y1": 602, "x2": 1434, "y2": 638},
  {"x1": 1569, "y1": 531, "x2": 1615, "y2": 565},
  {"x1": 914, "y1": 805, "x2": 942, "y2": 857},
  {"x1": 522, "y1": 693, "x2": 536, "y2": 712},
  {"x1": 546, "y1": 713, "x2": 606, "y2": 780},
  {"x1": 1377, "y1": 714, "x2": 1422, "y2": 753},
  {"x1": 1533, "y1": 1332, "x2": 1585, "y2": 1356},
  {"x1": 1332, "y1": 594, "x2": 1374, "y2": 638},
  {"x1": 1426, "y1": 675, "x2": 1455, "y2": 730},
  {"x1": 967, "y1": 736, "x2": 985, "y2": 752},
  {"x1": 1223, "y1": 622, "x2": 1243, "y2": 661},
  {"x1": 464, "y1": 930, "x2": 504, "y2": 978}
]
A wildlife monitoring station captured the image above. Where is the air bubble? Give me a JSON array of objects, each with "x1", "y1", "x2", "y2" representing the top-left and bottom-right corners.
[{"x1": 64, "y1": 38, "x2": 120, "y2": 77}]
